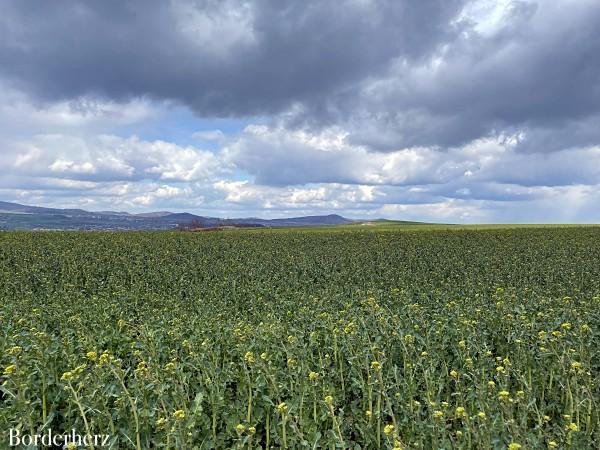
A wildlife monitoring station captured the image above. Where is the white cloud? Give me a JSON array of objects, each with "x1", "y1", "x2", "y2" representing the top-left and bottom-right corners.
[
  {"x1": 192, "y1": 129, "x2": 226, "y2": 142},
  {"x1": 224, "y1": 125, "x2": 459, "y2": 186},
  {"x1": 133, "y1": 185, "x2": 192, "y2": 206},
  {"x1": 1, "y1": 96, "x2": 599, "y2": 222},
  {"x1": 0, "y1": 85, "x2": 158, "y2": 131},
  {"x1": 6, "y1": 134, "x2": 224, "y2": 183},
  {"x1": 4, "y1": 120, "x2": 599, "y2": 223},
  {"x1": 380, "y1": 200, "x2": 485, "y2": 222},
  {"x1": 226, "y1": 124, "x2": 600, "y2": 191},
  {"x1": 143, "y1": 144, "x2": 223, "y2": 181},
  {"x1": 456, "y1": 0, "x2": 530, "y2": 37},
  {"x1": 212, "y1": 180, "x2": 384, "y2": 211},
  {"x1": 49, "y1": 159, "x2": 97, "y2": 174}
]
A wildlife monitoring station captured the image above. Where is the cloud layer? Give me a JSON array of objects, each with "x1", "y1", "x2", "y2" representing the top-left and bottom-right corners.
[{"x1": 1, "y1": 0, "x2": 599, "y2": 222}]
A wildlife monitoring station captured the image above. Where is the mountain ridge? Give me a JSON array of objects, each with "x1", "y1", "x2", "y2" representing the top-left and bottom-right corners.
[{"x1": 0, "y1": 200, "x2": 355, "y2": 230}]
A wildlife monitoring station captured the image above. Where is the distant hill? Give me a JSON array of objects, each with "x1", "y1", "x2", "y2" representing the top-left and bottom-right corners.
[{"x1": 0, "y1": 200, "x2": 356, "y2": 230}]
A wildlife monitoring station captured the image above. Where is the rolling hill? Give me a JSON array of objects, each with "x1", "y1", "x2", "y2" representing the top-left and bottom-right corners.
[{"x1": 0, "y1": 201, "x2": 355, "y2": 230}]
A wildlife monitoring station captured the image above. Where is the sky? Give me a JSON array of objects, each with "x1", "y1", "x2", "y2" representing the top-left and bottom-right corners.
[{"x1": 1, "y1": 0, "x2": 599, "y2": 223}]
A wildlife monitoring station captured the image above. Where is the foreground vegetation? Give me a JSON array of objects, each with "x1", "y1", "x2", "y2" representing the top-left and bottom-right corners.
[{"x1": 1, "y1": 227, "x2": 599, "y2": 449}]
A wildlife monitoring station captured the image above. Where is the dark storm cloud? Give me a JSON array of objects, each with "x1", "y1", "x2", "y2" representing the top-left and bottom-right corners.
[
  {"x1": 0, "y1": 0, "x2": 465, "y2": 117},
  {"x1": 339, "y1": 0, "x2": 600, "y2": 149},
  {"x1": 1, "y1": 0, "x2": 600, "y2": 153}
]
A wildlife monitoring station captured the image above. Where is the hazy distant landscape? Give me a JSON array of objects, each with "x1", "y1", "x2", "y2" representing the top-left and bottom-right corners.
[{"x1": 0, "y1": 200, "x2": 361, "y2": 230}]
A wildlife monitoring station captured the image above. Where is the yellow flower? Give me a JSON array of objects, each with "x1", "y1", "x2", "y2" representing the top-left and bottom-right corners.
[
  {"x1": 420, "y1": 351, "x2": 428, "y2": 357},
  {"x1": 498, "y1": 391, "x2": 510, "y2": 401},
  {"x1": 567, "y1": 422, "x2": 578, "y2": 432},
  {"x1": 570, "y1": 361, "x2": 582, "y2": 372},
  {"x1": 403, "y1": 335, "x2": 414, "y2": 344},
  {"x1": 433, "y1": 410, "x2": 443, "y2": 419},
  {"x1": 173, "y1": 410, "x2": 185, "y2": 420},
  {"x1": 496, "y1": 366, "x2": 505, "y2": 373},
  {"x1": 117, "y1": 319, "x2": 125, "y2": 328},
  {"x1": 236, "y1": 424, "x2": 246, "y2": 434},
  {"x1": 365, "y1": 410, "x2": 372, "y2": 419},
  {"x1": 164, "y1": 362, "x2": 176, "y2": 371},
  {"x1": 260, "y1": 352, "x2": 268, "y2": 360},
  {"x1": 371, "y1": 361, "x2": 382, "y2": 371},
  {"x1": 248, "y1": 426, "x2": 256, "y2": 435},
  {"x1": 155, "y1": 417, "x2": 168, "y2": 427},
  {"x1": 450, "y1": 370, "x2": 458, "y2": 378},
  {"x1": 458, "y1": 340, "x2": 466, "y2": 348},
  {"x1": 324, "y1": 395, "x2": 334, "y2": 406},
  {"x1": 478, "y1": 411, "x2": 486, "y2": 419},
  {"x1": 244, "y1": 352, "x2": 255, "y2": 363},
  {"x1": 543, "y1": 415, "x2": 551, "y2": 422},
  {"x1": 309, "y1": 371, "x2": 319, "y2": 381},
  {"x1": 61, "y1": 371, "x2": 75, "y2": 381},
  {"x1": 277, "y1": 402, "x2": 288, "y2": 414},
  {"x1": 561, "y1": 322, "x2": 571, "y2": 330},
  {"x1": 344, "y1": 322, "x2": 356, "y2": 334},
  {"x1": 548, "y1": 441, "x2": 558, "y2": 449},
  {"x1": 455, "y1": 406, "x2": 466, "y2": 418},
  {"x1": 383, "y1": 424, "x2": 395, "y2": 436},
  {"x1": 3, "y1": 365, "x2": 17, "y2": 376},
  {"x1": 516, "y1": 390, "x2": 525, "y2": 399},
  {"x1": 8, "y1": 346, "x2": 22, "y2": 355},
  {"x1": 86, "y1": 351, "x2": 97, "y2": 361},
  {"x1": 508, "y1": 443, "x2": 522, "y2": 450},
  {"x1": 488, "y1": 380, "x2": 496, "y2": 388}
]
